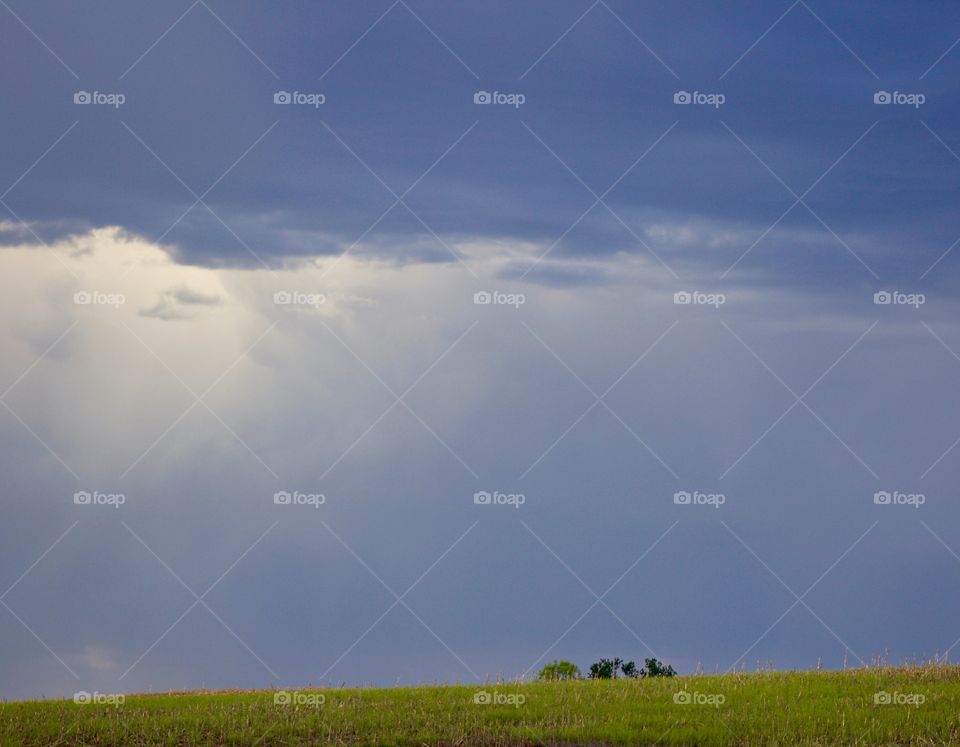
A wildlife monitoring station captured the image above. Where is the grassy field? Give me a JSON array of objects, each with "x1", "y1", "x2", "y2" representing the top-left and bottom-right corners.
[{"x1": 3, "y1": 666, "x2": 960, "y2": 746}]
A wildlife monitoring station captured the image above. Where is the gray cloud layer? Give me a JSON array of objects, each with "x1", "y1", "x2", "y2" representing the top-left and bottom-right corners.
[
  {"x1": 1, "y1": 231, "x2": 959, "y2": 699},
  {"x1": 2, "y1": 1, "x2": 960, "y2": 701}
]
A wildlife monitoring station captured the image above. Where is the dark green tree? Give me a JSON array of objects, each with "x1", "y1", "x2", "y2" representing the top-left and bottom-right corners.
[
  {"x1": 538, "y1": 660, "x2": 581, "y2": 681},
  {"x1": 588, "y1": 657, "x2": 623, "y2": 679},
  {"x1": 642, "y1": 658, "x2": 676, "y2": 678}
]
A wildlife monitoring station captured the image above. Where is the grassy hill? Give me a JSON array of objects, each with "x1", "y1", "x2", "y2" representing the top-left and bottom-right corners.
[{"x1": 3, "y1": 665, "x2": 960, "y2": 746}]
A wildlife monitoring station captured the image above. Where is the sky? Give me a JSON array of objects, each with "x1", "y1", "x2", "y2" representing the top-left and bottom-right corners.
[{"x1": 1, "y1": 0, "x2": 960, "y2": 701}]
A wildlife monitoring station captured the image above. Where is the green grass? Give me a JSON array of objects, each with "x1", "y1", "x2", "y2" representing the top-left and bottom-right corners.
[{"x1": 3, "y1": 666, "x2": 960, "y2": 746}]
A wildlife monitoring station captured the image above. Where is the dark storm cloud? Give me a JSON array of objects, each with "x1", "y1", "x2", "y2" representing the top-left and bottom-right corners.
[
  {"x1": 3, "y1": 1, "x2": 960, "y2": 702},
  {"x1": 1, "y1": 1, "x2": 958, "y2": 285}
]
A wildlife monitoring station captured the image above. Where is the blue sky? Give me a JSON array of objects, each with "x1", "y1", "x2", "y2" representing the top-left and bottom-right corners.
[{"x1": 1, "y1": 0, "x2": 960, "y2": 700}]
